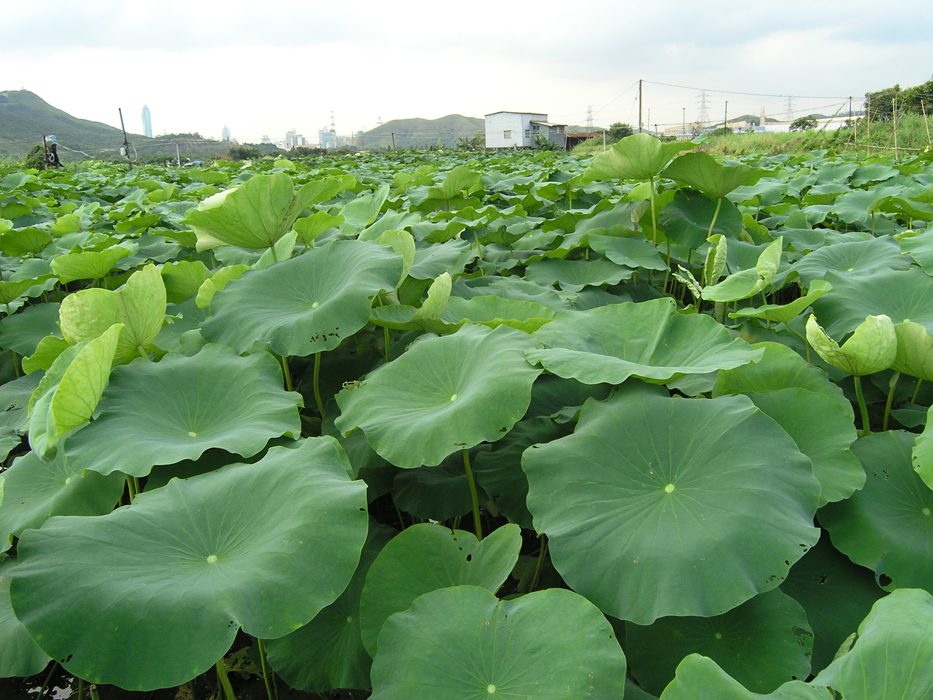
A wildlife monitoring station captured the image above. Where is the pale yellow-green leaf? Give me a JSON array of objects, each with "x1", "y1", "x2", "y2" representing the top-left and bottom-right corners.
[
  {"x1": 703, "y1": 234, "x2": 728, "y2": 287},
  {"x1": 23, "y1": 336, "x2": 71, "y2": 374},
  {"x1": 806, "y1": 314, "x2": 897, "y2": 376},
  {"x1": 195, "y1": 265, "x2": 249, "y2": 308},
  {"x1": 912, "y1": 405, "x2": 933, "y2": 490},
  {"x1": 253, "y1": 231, "x2": 297, "y2": 270},
  {"x1": 51, "y1": 213, "x2": 82, "y2": 236},
  {"x1": 293, "y1": 211, "x2": 344, "y2": 245},
  {"x1": 730, "y1": 279, "x2": 832, "y2": 324},
  {"x1": 892, "y1": 321, "x2": 933, "y2": 382},
  {"x1": 376, "y1": 229, "x2": 415, "y2": 284},
  {"x1": 755, "y1": 236, "x2": 783, "y2": 285},
  {"x1": 412, "y1": 272, "x2": 451, "y2": 321},
  {"x1": 160, "y1": 260, "x2": 212, "y2": 304}
]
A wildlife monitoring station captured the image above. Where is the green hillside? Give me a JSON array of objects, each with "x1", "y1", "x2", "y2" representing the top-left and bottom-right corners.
[
  {"x1": 0, "y1": 90, "x2": 281, "y2": 163},
  {"x1": 360, "y1": 114, "x2": 484, "y2": 149}
]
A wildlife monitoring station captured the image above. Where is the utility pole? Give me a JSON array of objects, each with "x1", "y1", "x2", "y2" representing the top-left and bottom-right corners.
[
  {"x1": 174, "y1": 142, "x2": 180, "y2": 167},
  {"x1": 586, "y1": 105, "x2": 594, "y2": 131},
  {"x1": 391, "y1": 132, "x2": 396, "y2": 150},
  {"x1": 118, "y1": 108, "x2": 133, "y2": 170},
  {"x1": 602, "y1": 130, "x2": 606, "y2": 151},
  {"x1": 724, "y1": 101, "x2": 728, "y2": 134},
  {"x1": 638, "y1": 79, "x2": 643, "y2": 134},
  {"x1": 682, "y1": 107, "x2": 686, "y2": 139}
]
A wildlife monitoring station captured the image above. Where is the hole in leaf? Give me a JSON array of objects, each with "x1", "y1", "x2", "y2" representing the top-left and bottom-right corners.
[
  {"x1": 61, "y1": 655, "x2": 73, "y2": 663},
  {"x1": 879, "y1": 573, "x2": 893, "y2": 586},
  {"x1": 465, "y1": 554, "x2": 472, "y2": 562}
]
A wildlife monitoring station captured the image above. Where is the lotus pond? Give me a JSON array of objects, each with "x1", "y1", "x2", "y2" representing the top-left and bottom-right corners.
[{"x1": 2, "y1": 136, "x2": 933, "y2": 699}]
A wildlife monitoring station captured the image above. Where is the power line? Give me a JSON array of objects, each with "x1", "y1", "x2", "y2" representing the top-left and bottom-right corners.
[{"x1": 643, "y1": 79, "x2": 850, "y2": 101}]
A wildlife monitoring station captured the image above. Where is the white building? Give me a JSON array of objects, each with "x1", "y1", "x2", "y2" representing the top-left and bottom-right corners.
[{"x1": 484, "y1": 112, "x2": 566, "y2": 149}]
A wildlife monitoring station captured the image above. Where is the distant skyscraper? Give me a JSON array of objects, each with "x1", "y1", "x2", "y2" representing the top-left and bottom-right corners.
[
  {"x1": 222, "y1": 125, "x2": 231, "y2": 142},
  {"x1": 141, "y1": 105, "x2": 153, "y2": 138}
]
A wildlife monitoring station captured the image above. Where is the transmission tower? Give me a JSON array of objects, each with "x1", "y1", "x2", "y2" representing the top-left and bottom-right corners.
[
  {"x1": 696, "y1": 90, "x2": 710, "y2": 128},
  {"x1": 586, "y1": 105, "x2": 594, "y2": 131},
  {"x1": 784, "y1": 96, "x2": 795, "y2": 122}
]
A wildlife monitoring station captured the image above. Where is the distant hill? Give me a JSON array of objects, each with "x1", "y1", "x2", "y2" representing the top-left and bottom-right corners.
[
  {"x1": 0, "y1": 90, "x2": 281, "y2": 163},
  {"x1": 360, "y1": 114, "x2": 484, "y2": 149}
]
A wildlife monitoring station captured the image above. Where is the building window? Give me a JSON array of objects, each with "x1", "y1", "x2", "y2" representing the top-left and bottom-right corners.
[
  {"x1": 525, "y1": 129, "x2": 530, "y2": 138},
  {"x1": 503, "y1": 130, "x2": 512, "y2": 139}
]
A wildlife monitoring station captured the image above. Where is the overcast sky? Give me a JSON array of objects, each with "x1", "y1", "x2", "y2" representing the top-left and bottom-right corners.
[{"x1": 4, "y1": 0, "x2": 932, "y2": 146}]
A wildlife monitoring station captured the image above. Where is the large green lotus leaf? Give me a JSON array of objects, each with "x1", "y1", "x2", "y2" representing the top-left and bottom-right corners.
[
  {"x1": 335, "y1": 324, "x2": 541, "y2": 469},
  {"x1": 340, "y1": 184, "x2": 390, "y2": 237},
  {"x1": 194, "y1": 264, "x2": 249, "y2": 308},
  {"x1": 64, "y1": 344, "x2": 302, "y2": 477},
  {"x1": 153, "y1": 298, "x2": 211, "y2": 355},
  {"x1": 160, "y1": 260, "x2": 211, "y2": 304},
  {"x1": 473, "y1": 417, "x2": 568, "y2": 529},
  {"x1": 59, "y1": 264, "x2": 167, "y2": 365},
  {"x1": 788, "y1": 238, "x2": 910, "y2": 285},
  {"x1": 525, "y1": 373, "x2": 613, "y2": 420},
  {"x1": 585, "y1": 132, "x2": 692, "y2": 181},
  {"x1": 202, "y1": 240, "x2": 403, "y2": 357},
  {"x1": 187, "y1": 173, "x2": 340, "y2": 250},
  {"x1": 913, "y1": 406, "x2": 933, "y2": 489},
  {"x1": 0, "y1": 559, "x2": 51, "y2": 678},
  {"x1": 0, "y1": 302, "x2": 60, "y2": 356},
  {"x1": 813, "y1": 589, "x2": 933, "y2": 699},
  {"x1": 780, "y1": 531, "x2": 885, "y2": 674},
  {"x1": 0, "y1": 278, "x2": 48, "y2": 308},
  {"x1": 374, "y1": 229, "x2": 415, "y2": 283},
  {"x1": 660, "y1": 189, "x2": 744, "y2": 248},
  {"x1": 730, "y1": 280, "x2": 832, "y2": 324},
  {"x1": 265, "y1": 523, "x2": 396, "y2": 692},
  {"x1": 899, "y1": 229, "x2": 933, "y2": 275},
  {"x1": 440, "y1": 295, "x2": 556, "y2": 333},
  {"x1": 428, "y1": 166, "x2": 483, "y2": 201},
  {"x1": 452, "y1": 276, "x2": 572, "y2": 313},
  {"x1": 10, "y1": 437, "x2": 368, "y2": 691},
  {"x1": 392, "y1": 451, "x2": 489, "y2": 521},
  {"x1": 806, "y1": 314, "x2": 896, "y2": 376},
  {"x1": 0, "y1": 448, "x2": 124, "y2": 551},
  {"x1": 892, "y1": 321, "x2": 933, "y2": 381},
  {"x1": 0, "y1": 373, "x2": 42, "y2": 432},
  {"x1": 522, "y1": 390, "x2": 821, "y2": 624},
  {"x1": 830, "y1": 183, "x2": 902, "y2": 224},
  {"x1": 293, "y1": 210, "x2": 344, "y2": 245},
  {"x1": 408, "y1": 238, "x2": 474, "y2": 280},
  {"x1": 819, "y1": 431, "x2": 933, "y2": 592},
  {"x1": 659, "y1": 654, "x2": 831, "y2": 700},
  {"x1": 812, "y1": 268, "x2": 933, "y2": 339},
  {"x1": 50, "y1": 246, "x2": 132, "y2": 284},
  {"x1": 369, "y1": 586, "x2": 626, "y2": 700},
  {"x1": 524, "y1": 257, "x2": 632, "y2": 292},
  {"x1": 627, "y1": 588, "x2": 813, "y2": 696},
  {"x1": 588, "y1": 233, "x2": 668, "y2": 270},
  {"x1": 525, "y1": 298, "x2": 763, "y2": 385},
  {"x1": 27, "y1": 323, "x2": 122, "y2": 456},
  {"x1": 713, "y1": 342, "x2": 850, "y2": 413},
  {"x1": 745, "y1": 389, "x2": 863, "y2": 506},
  {"x1": 359, "y1": 523, "x2": 521, "y2": 657},
  {"x1": 0, "y1": 227, "x2": 53, "y2": 256},
  {"x1": 664, "y1": 152, "x2": 766, "y2": 199}
]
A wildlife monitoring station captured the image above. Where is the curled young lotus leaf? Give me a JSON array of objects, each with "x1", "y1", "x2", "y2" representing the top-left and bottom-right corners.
[
  {"x1": 525, "y1": 298, "x2": 763, "y2": 385},
  {"x1": 202, "y1": 240, "x2": 403, "y2": 357},
  {"x1": 64, "y1": 344, "x2": 302, "y2": 477},
  {"x1": 892, "y1": 321, "x2": 933, "y2": 381},
  {"x1": 10, "y1": 437, "x2": 368, "y2": 691},
  {"x1": 820, "y1": 431, "x2": 933, "y2": 592},
  {"x1": 335, "y1": 324, "x2": 542, "y2": 468},
  {"x1": 359, "y1": 523, "x2": 521, "y2": 656},
  {"x1": 813, "y1": 589, "x2": 933, "y2": 700},
  {"x1": 806, "y1": 314, "x2": 896, "y2": 376},
  {"x1": 626, "y1": 588, "x2": 813, "y2": 696},
  {"x1": 522, "y1": 389, "x2": 820, "y2": 624},
  {"x1": 369, "y1": 586, "x2": 627, "y2": 700}
]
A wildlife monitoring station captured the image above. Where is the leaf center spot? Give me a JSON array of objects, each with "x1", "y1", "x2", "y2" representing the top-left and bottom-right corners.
[
  {"x1": 207, "y1": 554, "x2": 218, "y2": 564},
  {"x1": 487, "y1": 685, "x2": 496, "y2": 694},
  {"x1": 346, "y1": 616, "x2": 353, "y2": 624},
  {"x1": 450, "y1": 394, "x2": 458, "y2": 402},
  {"x1": 64, "y1": 477, "x2": 72, "y2": 484},
  {"x1": 311, "y1": 302, "x2": 319, "y2": 308},
  {"x1": 188, "y1": 431, "x2": 197, "y2": 437},
  {"x1": 924, "y1": 508, "x2": 931, "y2": 516},
  {"x1": 664, "y1": 483, "x2": 675, "y2": 494},
  {"x1": 714, "y1": 632, "x2": 722, "y2": 640}
]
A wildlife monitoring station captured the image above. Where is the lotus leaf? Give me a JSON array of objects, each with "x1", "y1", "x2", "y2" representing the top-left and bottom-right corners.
[
  {"x1": 0, "y1": 302, "x2": 61, "y2": 357},
  {"x1": 265, "y1": 524, "x2": 396, "y2": 692},
  {"x1": 369, "y1": 586, "x2": 627, "y2": 700},
  {"x1": 788, "y1": 238, "x2": 910, "y2": 285},
  {"x1": 293, "y1": 210, "x2": 344, "y2": 244},
  {"x1": 664, "y1": 152, "x2": 766, "y2": 199},
  {"x1": 730, "y1": 280, "x2": 832, "y2": 324},
  {"x1": 65, "y1": 344, "x2": 302, "y2": 477},
  {"x1": 0, "y1": 227, "x2": 52, "y2": 256},
  {"x1": 195, "y1": 264, "x2": 249, "y2": 308},
  {"x1": 10, "y1": 437, "x2": 368, "y2": 691},
  {"x1": 0, "y1": 560, "x2": 51, "y2": 678},
  {"x1": 806, "y1": 314, "x2": 896, "y2": 376},
  {"x1": 408, "y1": 239, "x2": 474, "y2": 280},
  {"x1": 411, "y1": 271, "x2": 450, "y2": 321},
  {"x1": 359, "y1": 523, "x2": 521, "y2": 656},
  {"x1": 702, "y1": 237, "x2": 783, "y2": 302},
  {"x1": 374, "y1": 229, "x2": 415, "y2": 282},
  {"x1": 780, "y1": 532, "x2": 885, "y2": 674},
  {"x1": 391, "y1": 450, "x2": 489, "y2": 520},
  {"x1": 0, "y1": 373, "x2": 42, "y2": 432},
  {"x1": 522, "y1": 390, "x2": 820, "y2": 623},
  {"x1": 22, "y1": 336, "x2": 71, "y2": 375},
  {"x1": 588, "y1": 233, "x2": 668, "y2": 270},
  {"x1": 50, "y1": 246, "x2": 132, "y2": 284},
  {"x1": 659, "y1": 654, "x2": 831, "y2": 700},
  {"x1": 335, "y1": 324, "x2": 541, "y2": 468},
  {"x1": 627, "y1": 589, "x2": 813, "y2": 695},
  {"x1": 202, "y1": 240, "x2": 403, "y2": 356},
  {"x1": 524, "y1": 257, "x2": 633, "y2": 291},
  {"x1": 59, "y1": 264, "x2": 166, "y2": 365},
  {"x1": 525, "y1": 298, "x2": 763, "y2": 385},
  {"x1": 27, "y1": 323, "x2": 122, "y2": 456},
  {"x1": 820, "y1": 431, "x2": 933, "y2": 592},
  {"x1": 341, "y1": 184, "x2": 390, "y2": 236},
  {"x1": 813, "y1": 589, "x2": 933, "y2": 699},
  {"x1": 160, "y1": 260, "x2": 211, "y2": 304},
  {"x1": 660, "y1": 189, "x2": 744, "y2": 248},
  {"x1": 439, "y1": 295, "x2": 555, "y2": 333},
  {"x1": 585, "y1": 133, "x2": 691, "y2": 181},
  {"x1": 892, "y1": 321, "x2": 933, "y2": 381},
  {"x1": 187, "y1": 173, "x2": 341, "y2": 250}
]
